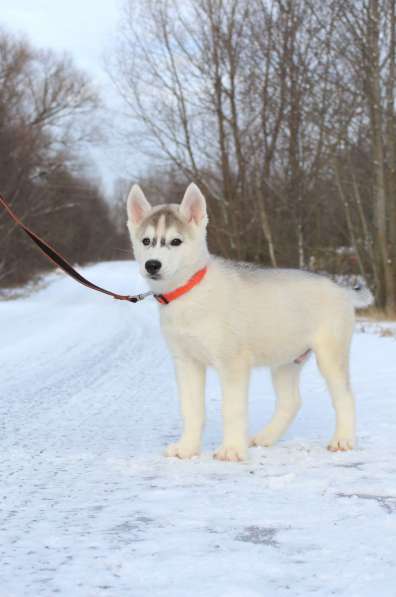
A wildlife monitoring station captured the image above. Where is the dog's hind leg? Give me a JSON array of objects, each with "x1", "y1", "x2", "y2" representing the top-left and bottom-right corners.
[
  {"x1": 250, "y1": 362, "x2": 303, "y2": 447},
  {"x1": 314, "y1": 334, "x2": 355, "y2": 452}
]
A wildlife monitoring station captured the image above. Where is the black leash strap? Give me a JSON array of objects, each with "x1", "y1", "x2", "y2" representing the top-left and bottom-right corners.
[{"x1": 0, "y1": 192, "x2": 151, "y2": 303}]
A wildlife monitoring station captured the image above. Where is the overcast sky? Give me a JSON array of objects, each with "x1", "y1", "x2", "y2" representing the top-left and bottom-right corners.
[{"x1": 1, "y1": 0, "x2": 131, "y2": 195}]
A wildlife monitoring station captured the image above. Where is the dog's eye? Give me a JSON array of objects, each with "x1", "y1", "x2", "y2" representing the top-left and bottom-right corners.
[
  {"x1": 171, "y1": 238, "x2": 182, "y2": 247},
  {"x1": 142, "y1": 238, "x2": 150, "y2": 246}
]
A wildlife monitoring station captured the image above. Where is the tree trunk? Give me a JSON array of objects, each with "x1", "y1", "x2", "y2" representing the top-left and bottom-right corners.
[{"x1": 367, "y1": 0, "x2": 395, "y2": 311}]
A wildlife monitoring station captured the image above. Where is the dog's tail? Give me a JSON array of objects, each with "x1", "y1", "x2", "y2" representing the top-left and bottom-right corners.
[{"x1": 347, "y1": 284, "x2": 375, "y2": 309}]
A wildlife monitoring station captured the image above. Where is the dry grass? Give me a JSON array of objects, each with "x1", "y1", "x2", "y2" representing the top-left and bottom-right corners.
[
  {"x1": 0, "y1": 275, "x2": 50, "y2": 302},
  {"x1": 378, "y1": 328, "x2": 395, "y2": 337},
  {"x1": 357, "y1": 306, "x2": 396, "y2": 322}
]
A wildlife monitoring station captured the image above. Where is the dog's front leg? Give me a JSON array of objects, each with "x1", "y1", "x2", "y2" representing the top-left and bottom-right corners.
[
  {"x1": 165, "y1": 356, "x2": 206, "y2": 459},
  {"x1": 214, "y1": 363, "x2": 250, "y2": 462}
]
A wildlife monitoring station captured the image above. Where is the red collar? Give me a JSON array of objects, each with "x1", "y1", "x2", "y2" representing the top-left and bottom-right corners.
[{"x1": 155, "y1": 266, "x2": 208, "y2": 305}]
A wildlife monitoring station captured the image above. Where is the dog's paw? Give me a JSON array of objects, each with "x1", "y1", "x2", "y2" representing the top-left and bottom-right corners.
[
  {"x1": 165, "y1": 440, "x2": 200, "y2": 459},
  {"x1": 249, "y1": 431, "x2": 277, "y2": 448},
  {"x1": 213, "y1": 443, "x2": 247, "y2": 462},
  {"x1": 327, "y1": 435, "x2": 355, "y2": 452}
]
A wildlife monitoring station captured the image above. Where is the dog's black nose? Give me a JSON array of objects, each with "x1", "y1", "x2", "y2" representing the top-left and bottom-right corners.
[{"x1": 145, "y1": 260, "x2": 162, "y2": 275}]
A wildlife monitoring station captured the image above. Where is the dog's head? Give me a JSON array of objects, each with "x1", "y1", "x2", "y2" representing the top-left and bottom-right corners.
[{"x1": 126, "y1": 183, "x2": 209, "y2": 291}]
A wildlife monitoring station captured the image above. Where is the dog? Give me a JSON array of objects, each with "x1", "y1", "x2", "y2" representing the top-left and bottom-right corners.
[{"x1": 126, "y1": 183, "x2": 373, "y2": 461}]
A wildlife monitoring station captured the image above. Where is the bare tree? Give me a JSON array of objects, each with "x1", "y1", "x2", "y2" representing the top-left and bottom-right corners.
[
  {"x1": 0, "y1": 30, "x2": 118, "y2": 287},
  {"x1": 112, "y1": 0, "x2": 396, "y2": 311},
  {"x1": 329, "y1": 0, "x2": 396, "y2": 311}
]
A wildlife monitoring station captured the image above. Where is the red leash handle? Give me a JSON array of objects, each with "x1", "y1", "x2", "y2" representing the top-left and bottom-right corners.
[{"x1": 0, "y1": 192, "x2": 145, "y2": 303}]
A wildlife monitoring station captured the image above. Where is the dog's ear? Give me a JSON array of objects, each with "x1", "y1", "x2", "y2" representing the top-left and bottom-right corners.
[
  {"x1": 127, "y1": 184, "x2": 151, "y2": 226},
  {"x1": 180, "y1": 183, "x2": 207, "y2": 225}
]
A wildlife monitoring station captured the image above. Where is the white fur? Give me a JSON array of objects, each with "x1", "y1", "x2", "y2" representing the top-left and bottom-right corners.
[{"x1": 127, "y1": 184, "x2": 373, "y2": 461}]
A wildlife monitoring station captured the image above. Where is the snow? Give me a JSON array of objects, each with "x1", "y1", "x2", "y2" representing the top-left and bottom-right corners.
[{"x1": 1, "y1": 261, "x2": 395, "y2": 597}]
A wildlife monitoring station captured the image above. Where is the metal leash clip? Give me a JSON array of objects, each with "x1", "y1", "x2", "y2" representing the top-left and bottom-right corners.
[{"x1": 127, "y1": 291, "x2": 154, "y2": 303}]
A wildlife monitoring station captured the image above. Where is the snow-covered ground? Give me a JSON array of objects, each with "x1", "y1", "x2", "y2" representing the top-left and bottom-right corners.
[{"x1": 1, "y1": 261, "x2": 395, "y2": 597}]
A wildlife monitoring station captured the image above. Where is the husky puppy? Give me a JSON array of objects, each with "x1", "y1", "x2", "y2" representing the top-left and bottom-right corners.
[{"x1": 127, "y1": 183, "x2": 373, "y2": 461}]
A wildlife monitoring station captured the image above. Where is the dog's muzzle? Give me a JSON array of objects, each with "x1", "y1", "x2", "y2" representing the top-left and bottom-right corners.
[{"x1": 145, "y1": 259, "x2": 162, "y2": 276}]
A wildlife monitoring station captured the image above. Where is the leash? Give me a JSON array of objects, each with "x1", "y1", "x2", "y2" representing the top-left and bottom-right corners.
[
  {"x1": 0, "y1": 192, "x2": 152, "y2": 303},
  {"x1": 0, "y1": 192, "x2": 208, "y2": 305}
]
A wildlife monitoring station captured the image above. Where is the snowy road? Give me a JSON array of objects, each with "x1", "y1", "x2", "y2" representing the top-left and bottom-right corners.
[{"x1": 1, "y1": 262, "x2": 395, "y2": 597}]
